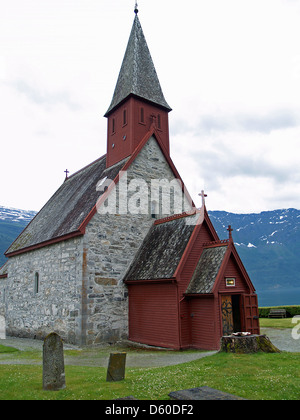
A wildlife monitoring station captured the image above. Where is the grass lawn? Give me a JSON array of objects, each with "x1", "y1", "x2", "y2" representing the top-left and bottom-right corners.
[
  {"x1": 0, "y1": 352, "x2": 299, "y2": 400},
  {"x1": 259, "y1": 318, "x2": 297, "y2": 329},
  {"x1": 0, "y1": 345, "x2": 19, "y2": 354}
]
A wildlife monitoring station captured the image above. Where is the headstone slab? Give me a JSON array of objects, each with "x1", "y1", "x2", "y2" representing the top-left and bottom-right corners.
[
  {"x1": 169, "y1": 386, "x2": 246, "y2": 401},
  {"x1": 106, "y1": 352, "x2": 127, "y2": 382},
  {"x1": 43, "y1": 332, "x2": 66, "y2": 391}
]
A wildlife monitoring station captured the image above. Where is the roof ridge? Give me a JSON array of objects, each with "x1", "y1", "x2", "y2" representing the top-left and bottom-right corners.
[
  {"x1": 202, "y1": 240, "x2": 229, "y2": 248},
  {"x1": 154, "y1": 209, "x2": 199, "y2": 225}
]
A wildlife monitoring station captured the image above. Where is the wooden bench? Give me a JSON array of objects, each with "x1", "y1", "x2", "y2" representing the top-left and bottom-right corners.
[{"x1": 268, "y1": 309, "x2": 287, "y2": 318}]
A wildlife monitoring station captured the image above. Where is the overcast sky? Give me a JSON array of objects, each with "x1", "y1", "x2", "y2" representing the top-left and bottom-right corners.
[{"x1": 1, "y1": 0, "x2": 300, "y2": 213}]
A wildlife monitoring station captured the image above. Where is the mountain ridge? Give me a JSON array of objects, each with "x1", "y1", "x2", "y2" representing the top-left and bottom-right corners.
[
  {"x1": 0, "y1": 206, "x2": 37, "y2": 267},
  {"x1": 0, "y1": 206, "x2": 299, "y2": 302},
  {"x1": 208, "y1": 208, "x2": 300, "y2": 294}
]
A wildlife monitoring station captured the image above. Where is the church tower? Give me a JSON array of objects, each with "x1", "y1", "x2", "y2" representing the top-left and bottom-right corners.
[{"x1": 104, "y1": 10, "x2": 172, "y2": 168}]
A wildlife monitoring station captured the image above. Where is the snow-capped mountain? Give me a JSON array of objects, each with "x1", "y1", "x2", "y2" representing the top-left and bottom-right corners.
[
  {"x1": 0, "y1": 206, "x2": 299, "y2": 300},
  {"x1": 0, "y1": 206, "x2": 37, "y2": 224},
  {"x1": 209, "y1": 208, "x2": 300, "y2": 248},
  {"x1": 0, "y1": 206, "x2": 37, "y2": 267},
  {"x1": 209, "y1": 208, "x2": 300, "y2": 293}
]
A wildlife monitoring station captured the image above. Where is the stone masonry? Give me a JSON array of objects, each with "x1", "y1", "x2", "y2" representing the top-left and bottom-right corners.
[
  {"x1": 82, "y1": 136, "x2": 192, "y2": 346},
  {"x1": 4, "y1": 236, "x2": 83, "y2": 344},
  {"x1": 0, "y1": 279, "x2": 5, "y2": 318},
  {"x1": 2, "y1": 137, "x2": 192, "y2": 346}
]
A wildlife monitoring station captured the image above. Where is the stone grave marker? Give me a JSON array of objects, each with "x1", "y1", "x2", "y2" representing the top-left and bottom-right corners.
[
  {"x1": 106, "y1": 352, "x2": 127, "y2": 382},
  {"x1": 43, "y1": 332, "x2": 66, "y2": 391}
]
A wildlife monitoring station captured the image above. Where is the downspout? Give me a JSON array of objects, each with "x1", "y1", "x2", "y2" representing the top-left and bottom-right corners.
[{"x1": 176, "y1": 283, "x2": 185, "y2": 350}]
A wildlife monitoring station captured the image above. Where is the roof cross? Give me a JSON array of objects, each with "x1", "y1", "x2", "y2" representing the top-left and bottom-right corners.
[
  {"x1": 227, "y1": 225, "x2": 233, "y2": 240},
  {"x1": 198, "y1": 190, "x2": 207, "y2": 208},
  {"x1": 134, "y1": 2, "x2": 139, "y2": 14},
  {"x1": 64, "y1": 169, "x2": 69, "y2": 180}
]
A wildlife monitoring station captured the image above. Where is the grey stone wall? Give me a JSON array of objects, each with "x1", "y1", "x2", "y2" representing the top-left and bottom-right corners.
[
  {"x1": 5, "y1": 237, "x2": 83, "y2": 344},
  {"x1": 3, "y1": 136, "x2": 192, "y2": 346},
  {"x1": 83, "y1": 213, "x2": 152, "y2": 345},
  {"x1": 0, "y1": 263, "x2": 8, "y2": 319},
  {"x1": 0, "y1": 278, "x2": 5, "y2": 318},
  {"x1": 82, "y1": 136, "x2": 192, "y2": 345}
]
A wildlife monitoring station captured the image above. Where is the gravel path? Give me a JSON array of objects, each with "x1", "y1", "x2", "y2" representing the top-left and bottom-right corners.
[
  {"x1": 0, "y1": 337, "x2": 78, "y2": 351},
  {"x1": 0, "y1": 337, "x2": 217, "y2": 367},
  {"x1": 1, "y1": 328, "x2": 298, "y2": 368},
  {"x1": 260, "y1": 328, "x2": 300, "y2": 352}
]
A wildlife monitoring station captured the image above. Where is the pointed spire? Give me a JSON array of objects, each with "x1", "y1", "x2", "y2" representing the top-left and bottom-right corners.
[{"x1": 105, "y1": 14, "x2": 171, "y2": 117}]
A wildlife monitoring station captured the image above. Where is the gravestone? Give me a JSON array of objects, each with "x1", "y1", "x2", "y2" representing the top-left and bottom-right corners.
[
  {"x1": 169, "y1": 386, "x2": 246, "y2": 400},
  {"x1": 43, "y1": 332, "x2": 66, "y2": 391},
  {"x1": 0, "y1": 316, "x2": 5, "y2": 339},
  {"x1": 106, "y1": 352, "x2": 127, "y2": 382}
]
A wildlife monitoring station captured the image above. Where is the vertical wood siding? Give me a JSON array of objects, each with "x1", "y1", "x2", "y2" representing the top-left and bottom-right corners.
[
  {"x1": 218, "y1": 255, "x2": 250, "y2": 294},
  {"x1": 190, "y1": 298, "x2": 218, "y2": 350},
  {"x1": 178, "y1": 222, "x2": 215, "y2": 297},
  {"x1": 128, "y1": 283, "x2": 179, "y2": 349},
  {"x1": 177, "y1": 223, "x2": 215, "y2": 348}
]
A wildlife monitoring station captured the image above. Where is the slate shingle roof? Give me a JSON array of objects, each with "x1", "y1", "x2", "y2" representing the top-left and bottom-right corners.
[
  {"x1": 0, "y1": 261, "x2": 8, "y2": 277},
  {"x1": 105, "y1": 15, "x2": 171, "y2": 116},
  {"x1": 124, "y1": 213, "x2": 200, "y2": 281},
  {"x1": 185, "y1": 245, "x2": 228, "y2": 294},
  {"x1": 6, "y1": 156, "x2": 125, "y2": 255}
]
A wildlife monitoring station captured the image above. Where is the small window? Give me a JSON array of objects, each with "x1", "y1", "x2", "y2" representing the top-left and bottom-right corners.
[
  {"x1": 226, "y1": 278, "x2": 236, "y2": 287},
  {"x1": 140, "y1": 107, "x2": 145, "y2": 124},
  {"x1": 157, "y1": 114, "x2": 161, "y2": 130},
  {"x1": 112, "y1": 118, "x2": 116, "y2": 134},
  {"x1": 123, "y1": 109, "x2": 127, "y2": 126},
  {"x1": 34, "y1": 272, "x2": 39, "y2": 294},
  {"x1": 151, "y1": 201, "x2": 158, "y2": 219}
]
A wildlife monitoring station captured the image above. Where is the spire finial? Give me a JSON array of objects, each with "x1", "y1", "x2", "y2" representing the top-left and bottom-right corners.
[{"x1": 134, "y1": 2, "x2": 139, "y2": 14}]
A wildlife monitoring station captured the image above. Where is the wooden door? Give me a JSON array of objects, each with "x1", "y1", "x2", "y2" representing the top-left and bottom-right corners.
[
  {"x1": 243, "y1": 294, "x2": 260, "y2": 335},
  {"x1": 221, "y1": 295, "x2": 234, "y2": 336}
]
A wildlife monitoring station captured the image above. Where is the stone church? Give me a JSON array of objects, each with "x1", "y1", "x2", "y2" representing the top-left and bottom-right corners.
[{"x1": 0, "y1": 10, "x2": 259, "y2": 349}]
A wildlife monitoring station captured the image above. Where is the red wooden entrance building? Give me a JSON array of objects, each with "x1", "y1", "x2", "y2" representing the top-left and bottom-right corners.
[{"x1": 125, "y1": 211, "x2": 260, "y2": 350}]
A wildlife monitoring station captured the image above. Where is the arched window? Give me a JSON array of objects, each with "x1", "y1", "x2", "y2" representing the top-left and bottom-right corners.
[
  {"x1": 151, "y1": 201, "x2": 158, "y2": 219},
  {"x1": 34, "y1": 272, "x2": 39, "y2": 295},
  {"x1": 157, "y1": 114, "x2": 161, "y2": 130},
  {"x1": 140, "y1": 107, "x2": 145, "y2": 124},
  {"x1": 123, "y1": 109, "x2": 127, "y2": 126}
]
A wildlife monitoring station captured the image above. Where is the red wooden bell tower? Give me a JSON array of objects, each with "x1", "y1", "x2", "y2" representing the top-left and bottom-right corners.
[
  {"x1": 105, "y1": 97, "x2": 170, "y2": 168},
  {"x1": 104, "y1": 11, "x2": 172, "y2": 168}
]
